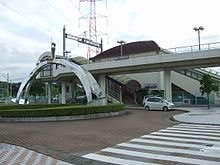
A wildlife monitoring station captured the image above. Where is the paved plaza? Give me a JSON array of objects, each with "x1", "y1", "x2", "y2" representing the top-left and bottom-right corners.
[{"x1": 1, "y1": 107, "x2": 220, "y2": 164}]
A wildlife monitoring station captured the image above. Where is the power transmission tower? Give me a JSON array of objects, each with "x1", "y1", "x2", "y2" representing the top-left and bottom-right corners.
[{"x1": 79, "y1": 0, "x2": 107, "y2": 59}]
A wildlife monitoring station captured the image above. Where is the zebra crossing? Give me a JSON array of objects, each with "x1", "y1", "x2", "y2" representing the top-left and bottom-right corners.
[
  {"x1": 83, "y1": 123, "x2": 220, "y2": 165},
  {"x1": 0, "y1": 143, "x2": 73, "y2": 165}
]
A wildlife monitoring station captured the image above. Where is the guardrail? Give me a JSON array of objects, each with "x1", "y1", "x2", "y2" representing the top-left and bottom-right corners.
[
  {"x1": 165, "y1": 42, "x2": 220, "y2": 54},
  {"x1": 87, "y1": 42, "x2": 220, "y2": 63}
]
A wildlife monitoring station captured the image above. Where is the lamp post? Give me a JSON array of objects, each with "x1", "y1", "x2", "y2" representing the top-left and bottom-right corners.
[
  {"x1": 51, "y1": 42, "x2": 56, "y2": 59},
  {"x1": 117, "y1": 40, "x2": 126, "y2": 56},
  {"x1": 63, "y1": 51, "x2": 71, "y2": 57},
  {"x1": 0, "y1": 73, "x2": 10, "y2": 98},
  {"x1": 193, "y1": 26, "x2": 204, "y2": 50}
]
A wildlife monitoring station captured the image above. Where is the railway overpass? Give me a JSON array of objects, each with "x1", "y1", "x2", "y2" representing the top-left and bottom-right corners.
[{"x1": 81, "y1": 42, "x2": 220, "y2": 101}]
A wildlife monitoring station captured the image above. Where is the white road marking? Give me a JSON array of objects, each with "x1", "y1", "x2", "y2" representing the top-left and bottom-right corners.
[
  {"x1": 56, "y1": 160, "x2": 74, "y2": 165},
  {"x1": 167, "y1": 127, "x2": 220, "y2": 133},
  {"x1": 152, "y1": 132, "x2": 220, "y2": 140},
  {"x1": 118, "y1": 142, "x2": 220, "y2": 158},
  {"x1": 82, "y1": 123, "x2": 220, "y2": 164},
  {"x1": 141, "y1": 135, "x2": 220, "y2": 145},
  {"x1": 102, "y1": 147, "x2": 220, "y2": 165},
  {"x1": 130, "y1": 138, "x2": 206, "y2": 148},
  {"x1": 179, "y1": 123, "x2": 220, "y2": 129},
  {"x1": 160, "y1": 129, "x2": 220, "y2": 136},
  {"x1": 83, "y1": 153, "x2": 159, "y2": 165}
]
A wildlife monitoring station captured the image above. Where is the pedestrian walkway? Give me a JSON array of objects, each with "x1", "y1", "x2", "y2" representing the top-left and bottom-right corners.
[
  {"x1": 83, "y1": 123, "x2": 220, "y2": 164},
  {"x1": 174, "y1": 107, "x2": 220, "y2": 125},
  {"x1": 0, "y1": 143, "x2": 73, "y2": 165}
]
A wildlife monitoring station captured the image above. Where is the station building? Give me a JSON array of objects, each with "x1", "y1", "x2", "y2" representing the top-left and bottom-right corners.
[{"x1": 34, "y1": 40, "x2": 220, "y2": 106}]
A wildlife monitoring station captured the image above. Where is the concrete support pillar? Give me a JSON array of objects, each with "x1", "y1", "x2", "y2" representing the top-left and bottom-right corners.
[
  {"x1": 61, "y1": 82, "x2": 66, "y2": 104},
  {"x1": 98, "y1": 75, "x2": 106, "y2": 96},
  {"x1": 164, "y1": 70, "x2": 172, "y2": 101},
  {"x1": 119, "y1": 86, "x2": 123, "y2": 104},
  {"x1": 68, "y1": 83, "x2": 73, "y2": 98},
  {"x1": 48, "y1": 82, "x2": 51, "y2": 104}
]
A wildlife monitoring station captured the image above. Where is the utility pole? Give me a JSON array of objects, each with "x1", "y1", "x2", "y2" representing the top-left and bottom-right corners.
[
  {"x1": 63, "y1": 26, "x2": 103, "y2": 55},
  {"x1": 63, "y1": 25, "x2": 66, "y2": 57},
  {"x1": 79, "y1": 0, "x2": 107, "y2": 59}
]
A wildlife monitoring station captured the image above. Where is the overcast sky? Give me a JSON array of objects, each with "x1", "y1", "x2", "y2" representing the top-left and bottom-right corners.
[{"x1": 1, "y1": 0, "x2": 220, "y2": 82}]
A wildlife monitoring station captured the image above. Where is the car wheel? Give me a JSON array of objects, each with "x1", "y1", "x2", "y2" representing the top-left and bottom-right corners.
[
  {"x1": 145, "y1": 106, "x2": 150, "y2": 111},
  {"x1": 163, "y1": 106, "x2": 168, "y2": 111}
]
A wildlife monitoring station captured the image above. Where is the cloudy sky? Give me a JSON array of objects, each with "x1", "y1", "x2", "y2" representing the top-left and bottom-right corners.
[{"x1": 0, "y1": 0, "x2": 220, "y2": 82}]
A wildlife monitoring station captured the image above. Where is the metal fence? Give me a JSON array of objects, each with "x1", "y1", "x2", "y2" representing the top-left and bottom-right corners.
[
  {"x1": 166, "y1": 42, "x2": 220, "y2": 54},
  {"x1": 172, "y1": 91, "x2": 215, "y2": 106}
]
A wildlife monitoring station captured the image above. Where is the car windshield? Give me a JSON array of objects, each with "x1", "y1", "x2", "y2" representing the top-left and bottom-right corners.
[{"x1": 163, "y1": 99, "x2": 170, "y2": 104}]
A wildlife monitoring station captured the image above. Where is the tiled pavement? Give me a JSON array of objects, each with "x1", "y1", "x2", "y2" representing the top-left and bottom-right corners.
[
  {"x1": 0, "y1": 143, "x2": 73, "y2": 165},
  {"x1": 2, "y1": 107, "x2": 220, "y2": 164}
]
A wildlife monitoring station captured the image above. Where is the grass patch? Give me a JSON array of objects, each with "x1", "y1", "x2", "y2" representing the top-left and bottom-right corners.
[{"x1": 0, "y1": 104, "x2": 124, "y2": 118}]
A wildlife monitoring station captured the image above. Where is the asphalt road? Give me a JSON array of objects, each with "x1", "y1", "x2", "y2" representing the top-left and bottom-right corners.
[{"x1": 0, "y1": 108, "x2": 183, "y2": 163}]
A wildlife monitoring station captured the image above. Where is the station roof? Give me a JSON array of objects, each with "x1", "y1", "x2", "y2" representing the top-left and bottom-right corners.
[{"x1": 91, "y1": 40, "x2": 160, "y2": 60}]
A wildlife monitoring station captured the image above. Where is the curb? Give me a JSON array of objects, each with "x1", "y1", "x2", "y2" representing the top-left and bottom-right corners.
[{"x1": 0, "y1": 110, "x2": 127, "y2": 123}]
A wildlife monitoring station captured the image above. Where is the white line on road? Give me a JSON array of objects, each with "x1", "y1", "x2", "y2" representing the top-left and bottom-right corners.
[
  {"x1": 83, "y1": 153, "x2": 159, "y2": 165},
  {"x1": 179, "y1": 123, "x2": 220, "y2": 129},
  {"x1": 102, "y1": 147, "x2": 220, "y2": 165},
  {"x1": 141, "y1": 135, "x2": 220, "y2": 145},
  {"x1": 168, "y1": 127, "x2": 220, "y2": 133},
  {"x1": 152, "y1": 132, "x2": 220, "y2": 141},
  {"x1": 130, "y1": 138, "x2": 207, "y2": 149},
  {"x1": 118, "y1": 142, "x2": 220, "y2": 158},
  {"x1": 160, "y1": 129, "x2": 220, "y2": 136}
]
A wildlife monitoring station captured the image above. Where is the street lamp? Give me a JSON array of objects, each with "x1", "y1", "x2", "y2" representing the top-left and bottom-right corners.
[
  {"x1": 117, "y1": 40, "x2": 126, "y2": 56},
  {"x1": 0, "y1": 73, "x2": 10, "y2": 98},
  {"x1": 51, "y1": 42, "x2": 56, "y2": 59},
  {"x1": 63, "y1": 50, "x2": 71, "y2": 57},
  {"x1": 193, "y1": 26, "x2": 204, "y2": 50}
]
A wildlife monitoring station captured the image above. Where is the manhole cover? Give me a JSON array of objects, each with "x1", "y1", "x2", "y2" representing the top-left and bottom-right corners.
[{"x1": 201, "y1": 145, "x2": 220, "y2": 154}]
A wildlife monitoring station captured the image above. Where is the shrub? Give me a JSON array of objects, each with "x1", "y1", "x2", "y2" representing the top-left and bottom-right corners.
[{"x1": 0, "y1": 104, "x2": 124, "y2": 118}]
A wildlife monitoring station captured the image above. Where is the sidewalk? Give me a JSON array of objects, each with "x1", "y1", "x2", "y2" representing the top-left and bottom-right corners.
[
  {"x1": 0, "y1": 143, "x2": 73, "y2": 165},
  {"x1": 174, "y1": 107, "x2": 220, "y2": 125}
]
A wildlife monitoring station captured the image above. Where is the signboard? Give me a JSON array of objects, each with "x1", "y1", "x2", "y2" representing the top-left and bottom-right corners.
[{"x1": 144, "y1": 83, "x2": 157, "y2": 89}]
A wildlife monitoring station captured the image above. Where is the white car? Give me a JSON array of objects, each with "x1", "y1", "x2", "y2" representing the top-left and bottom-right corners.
[{"x1": 144, "y1": 97, "x2": 175, "y2": 111}]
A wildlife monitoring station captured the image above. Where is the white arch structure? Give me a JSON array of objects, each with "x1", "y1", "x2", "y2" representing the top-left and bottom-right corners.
[{"x1": 16, "y1": 57, "x2": 105, "y2": 105}]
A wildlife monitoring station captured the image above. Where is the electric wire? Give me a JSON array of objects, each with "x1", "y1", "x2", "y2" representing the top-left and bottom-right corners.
[
  {"x1": 44, "y1": 0, "x2": 73, "y2": 23},
  {"x1": 0, "y1": 0, "x2": 53, "y2": 35}
]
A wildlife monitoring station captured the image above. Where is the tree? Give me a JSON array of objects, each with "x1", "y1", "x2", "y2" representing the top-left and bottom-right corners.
[
  {"x1": 200, "y1": 74, "x2": 219, "y2": 109},
  {"x1": 29, "y1": 79, "x2": 45, "y2": 96}
]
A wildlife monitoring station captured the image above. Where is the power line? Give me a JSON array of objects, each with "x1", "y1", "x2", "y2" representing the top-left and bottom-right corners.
[
  {"x1": 44, "y1": 0, "x2": 73, "y2": 23},
  {"x1": 68, "y1": 0, "x2": 90, "y2": 25},
  {"x1": 0, "y1": 0, "x2": 52, "y2": 35}
]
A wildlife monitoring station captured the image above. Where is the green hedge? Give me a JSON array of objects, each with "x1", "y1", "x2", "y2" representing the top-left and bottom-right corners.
[
  {"x1": 0, "y1": 104, "x2": 124, "y2": 118},
  {"x1": 0, "y1": 104, "x2": 77, "y2": 111}
]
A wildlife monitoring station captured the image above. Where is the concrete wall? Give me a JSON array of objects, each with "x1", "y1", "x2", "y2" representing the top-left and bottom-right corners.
[
  {"x1": 171, "y1": 71, "x2": 201, "y2": 97},
  {"x1": 124, "y1": 72, "x2": 164, "y2": 90}
]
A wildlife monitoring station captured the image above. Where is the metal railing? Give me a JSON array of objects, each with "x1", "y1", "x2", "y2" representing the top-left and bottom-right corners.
[
  {"x1": 89, "y1": 42, "x2": 220, "y2": 63},
  {"x1": 200, "y1": 68, "x2": 220, "y2": 77},
  {"x1": 108, "y1": 88, "x2": 120, "y2": 101},
  {"x1": 165, "y1": 42, "x2": 220, "y2": 54}
]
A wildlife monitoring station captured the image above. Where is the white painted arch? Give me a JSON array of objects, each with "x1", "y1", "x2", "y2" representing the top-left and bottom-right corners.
[{"x1": 16, "y1": 57, "x2": 105, "y2": 104}]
